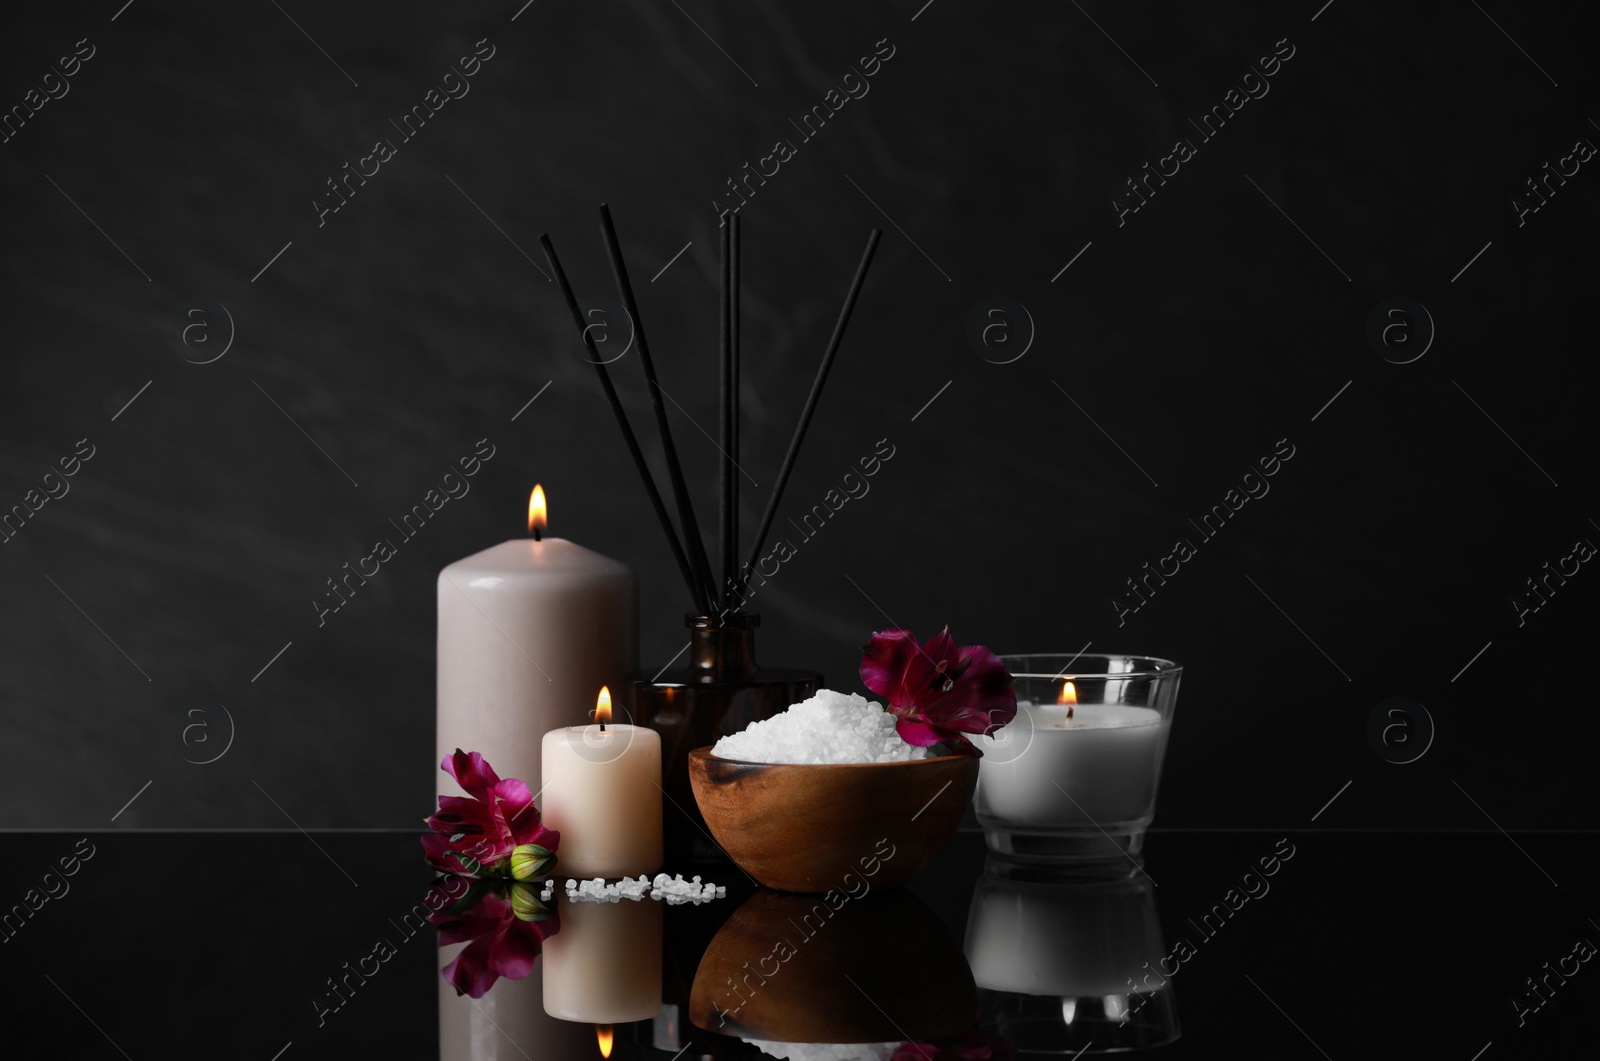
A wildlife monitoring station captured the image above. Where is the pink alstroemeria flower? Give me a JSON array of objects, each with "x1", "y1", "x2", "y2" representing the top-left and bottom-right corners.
[
  {"x1": 430, "y1": 883, "x2": 559, "y2": 999},
  {"x1": 860, "y1": 628, "x2": 1017, "y2": 756},
  {"x1": 422, "y1": 750, "x2": 559, "y2": 877}
]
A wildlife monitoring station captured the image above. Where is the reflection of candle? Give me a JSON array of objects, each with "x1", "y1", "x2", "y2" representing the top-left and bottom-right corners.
[
  {"x1": 541, "y1": 688, "x2": 663, "y2": 878},
  {"x1": 437, "y1": 487, "x2": 637, "y2": 796},
  {"x1": 543, "y1": 894, "x2": 663, "y2": 1022},
  {"x1": 963, "y1": 873, "x2": 1165, "y2": 996},
  {"x1": 978, "y1": 689, "x2": 1167, "y2": 827},
  {"x1": 439, "y1": 954, "x2": 593, "y2": 1061}
]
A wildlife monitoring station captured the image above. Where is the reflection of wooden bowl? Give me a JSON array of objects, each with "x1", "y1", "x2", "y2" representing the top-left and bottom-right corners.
[
  {"x1": 689, "y1": 889, "x2": 977, "y2": 1042},
  {"x1": 688, "y1": 747, "x2": 978, "y2": 894}
]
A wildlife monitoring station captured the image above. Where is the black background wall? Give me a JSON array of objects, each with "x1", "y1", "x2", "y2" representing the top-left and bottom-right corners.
[{"x1": 2, "y1": 1, "x2": 1594, "y2": 829}]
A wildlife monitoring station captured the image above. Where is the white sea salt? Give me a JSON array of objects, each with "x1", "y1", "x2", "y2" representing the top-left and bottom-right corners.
[
  {"x1": 548, "y1": 874, "x2": 726, "y2": 905},
  {"x1": 650, "y1": 872, "x2": 725, "y2": 905},
  {"x1": 712, "y1": 690, "x2": 928, "y2": 764}
]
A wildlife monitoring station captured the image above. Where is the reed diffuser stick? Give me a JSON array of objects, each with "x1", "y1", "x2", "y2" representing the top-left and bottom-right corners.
[
  {"x1": 743, "y1": 228, "x2": 883, "y2": 583},
  {"x1": 718, "y1": 221, "x2": 734, "y2": 612},
  {"x1": 596, "y1": 205, "x2": 718, "y2": 610},
  {"x1": 730, "y1": 213, "x2": 741, "y2": 608},
  {"x1": 540, "y1": 233, "x2": 708, "y2": 612}
]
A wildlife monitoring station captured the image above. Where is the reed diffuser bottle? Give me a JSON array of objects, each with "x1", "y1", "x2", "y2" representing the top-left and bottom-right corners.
[
  {"x1": 543, "y1": 206, "x2": 880, "y2": 864},
  {"x1": 635, "y1": 613, "x2": 820, "y2": 857}
]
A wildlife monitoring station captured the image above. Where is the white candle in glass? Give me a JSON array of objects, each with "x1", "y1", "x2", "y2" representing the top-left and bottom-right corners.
[
  {"x1": 542, "y1": 890, "x2": 663, "y2": 1022},
  {"x1": 436, "y1": 486, "x2": 636, "y2": 798},
  {"x1": 540, "y1": 687, "x2": 663, "y2": 878},
  {"x1": 977, "y1": 684, "x2": 1168, "y2": 827}
]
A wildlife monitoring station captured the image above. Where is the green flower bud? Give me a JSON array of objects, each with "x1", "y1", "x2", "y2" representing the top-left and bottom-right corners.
[
  {"x1": 509, "y1": 883, "x2": 552, "y2": 922},
  {"x1": 510, "y1": 844, "x2": 556, "y2": 881}
]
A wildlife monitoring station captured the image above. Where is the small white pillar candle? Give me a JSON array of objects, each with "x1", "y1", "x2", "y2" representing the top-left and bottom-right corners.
[
  {"x1": 541, "y1": 687, "x2": 663, "y2": 878},
  {"x1": 542, "y1": 891, "x2": 663, "y2": 1022}
]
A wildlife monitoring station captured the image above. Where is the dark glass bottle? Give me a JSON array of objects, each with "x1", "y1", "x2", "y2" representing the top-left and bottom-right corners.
[{"x1": 634, "y1": 613, "x2": 820, "y2": 860}]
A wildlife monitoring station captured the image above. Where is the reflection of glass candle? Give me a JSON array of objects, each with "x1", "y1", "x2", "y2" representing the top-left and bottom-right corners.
[
  {"x1": 978, "y1": 694, "x2": 1167, "y2": 827},
  {"x1": 964, "y1": 872, "x2": 1165, "y2": 997},
  {"x1": 542, "y1": 895, "x2": 663, "y2": 1023}
]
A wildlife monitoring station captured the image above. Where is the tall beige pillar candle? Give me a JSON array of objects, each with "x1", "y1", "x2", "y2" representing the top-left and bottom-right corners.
[
  {"x1": 437, "y1": 486, "x2": 636, "y2": 798},
  {"x1": 542, "y1": 894, "x2": 663, "y2": 1023}
]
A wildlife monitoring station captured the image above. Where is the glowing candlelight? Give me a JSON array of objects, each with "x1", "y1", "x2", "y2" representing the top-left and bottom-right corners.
[{"x1": 529, "y1": 484, "x2": 548, "y2": 540}]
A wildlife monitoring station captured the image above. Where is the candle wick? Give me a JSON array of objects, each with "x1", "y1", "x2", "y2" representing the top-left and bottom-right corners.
[
  {"x1": 1067, "y1": 705, "x2": 1074, "y2": 720},
  {"x1": 532, "y1": 527, "x2": 542, "y2": 542}
]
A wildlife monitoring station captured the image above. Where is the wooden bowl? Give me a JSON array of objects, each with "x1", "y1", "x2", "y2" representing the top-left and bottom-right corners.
[
  {"x1": 689, "y1": 888, "x2": 977, "y2": 1041},
  {"x1": 688, "y1": 746, "x2": 978, "y2": 893}
]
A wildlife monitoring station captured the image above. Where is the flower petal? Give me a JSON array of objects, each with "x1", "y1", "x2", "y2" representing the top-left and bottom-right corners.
[
  {"x1": 428, "y1": 795, "x2": 495, "y2": 835},
  {"x1": 432, "y1": 891, "x2": 514, "y2": 945},
  {"x1": 860, "y1": 628, "x2": 923, "y2": 704},
  {"x1": 441, "y1": 935, "x2": 500, "y2": 998},
  {"x1": 420, "y1": 825, "x2": 513, "y2": 875},
  {"x1": 521, "y1": 822, "x2": 560, "y2": 853},
  {"x1": 442, "y1": 750, "x2": 501, "y2": 801},
  {"x1": 922, "y1": 627, "x2": 958, "y2": 667},
  {"x1": 524, "y1": 903, "x2": 562, "y2": 942},
  {"x1": 420, "y1": 832, "x2": 461, "y2": 873},
  {"x1": 895, "y1": 717, "x2": 948, "y2": 747},
  {"x1": 920, "y1": 643, "x2": 1017, "y2": 735},
  {"x1": 487, "y1": 917, "x2": 544, "y2": 980},
  {"x1": 940, "y1": 731, "x2": 980, "y2": 757},
  {"x1": 493, "y1": 778, "x2": 543, "y2": 846},
  {"x1": 862, "y1": 627, "x2": 1016, "y2": 755}
]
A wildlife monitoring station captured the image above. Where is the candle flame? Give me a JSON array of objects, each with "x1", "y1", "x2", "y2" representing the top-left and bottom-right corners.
[
  {"x1": 596, "y1": 1025, "x2": 613, "y2": 1058},
  {"x1": 528, "y1": 485, "x2": 547, "y2": 538},
  {"x1": 595, "y1": 686, "x2": 612, "y2": 726},
  {"x1": 1058, "y1": 680, "x2": 1077, "y2": 705}
]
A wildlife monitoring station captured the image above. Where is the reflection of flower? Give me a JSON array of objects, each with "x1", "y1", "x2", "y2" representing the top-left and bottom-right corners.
[
  {"x1": 860, "y1": 628, "x2": 1016, "y2": 756},
  {"x1": 429, "y1": 876, "x2": 559, "y2": 999},
  {"x1": 422, "y1": 750, "x2": 559, "y2": 878},
  {"x1": 892, "y1": 1029, "x2": 1014, "y2": 1060}
]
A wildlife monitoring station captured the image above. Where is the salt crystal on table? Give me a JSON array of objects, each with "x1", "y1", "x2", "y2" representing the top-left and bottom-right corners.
[
  {"x1": 557, "y1": 874, "x2": 728, "y2": 904},
  {"x1": 711, "y1": 690, "x2": 929, "y2": 764}
]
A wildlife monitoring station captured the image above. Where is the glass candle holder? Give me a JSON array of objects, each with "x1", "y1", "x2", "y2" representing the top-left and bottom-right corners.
[{"x1": 976, "y1": 654, "x2": 1181, "y2": 862}]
